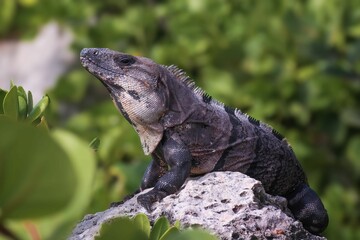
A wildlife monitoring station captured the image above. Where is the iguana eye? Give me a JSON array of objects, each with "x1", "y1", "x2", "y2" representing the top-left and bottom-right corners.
[{"x1": 114, "y1": 55, "x2": 136, "y2": 66}]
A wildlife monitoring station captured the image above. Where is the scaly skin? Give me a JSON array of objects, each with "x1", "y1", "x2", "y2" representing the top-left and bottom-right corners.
[{"x1": 80, "y1": 48, "x2": 329, "y2": 234}]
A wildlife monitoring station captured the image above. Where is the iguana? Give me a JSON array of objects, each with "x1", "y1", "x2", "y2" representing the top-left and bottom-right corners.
[{"x1": 80, "y1": 48, "x2": 329, "y2": 234}]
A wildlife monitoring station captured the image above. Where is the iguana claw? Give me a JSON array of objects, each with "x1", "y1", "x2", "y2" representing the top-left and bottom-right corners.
[
  {"x1": 137, "y1": 190, "x2": 167, "y2": 212},
  {"x1": 137, "y1": 196, "x2": 154, "y2": 212}
]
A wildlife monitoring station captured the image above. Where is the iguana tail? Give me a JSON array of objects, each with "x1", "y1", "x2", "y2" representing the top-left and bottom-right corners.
[{"x1": 285, "y1": 183, "x2": 329, "y2": 235}]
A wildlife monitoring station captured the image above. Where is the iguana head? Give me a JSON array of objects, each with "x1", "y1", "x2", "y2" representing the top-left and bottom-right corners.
[{"x1": 80, "y1": 48, "x2": 167, "y2": 154}]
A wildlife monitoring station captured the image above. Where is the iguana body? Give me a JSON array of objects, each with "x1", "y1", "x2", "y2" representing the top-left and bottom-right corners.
[{"x1": 80, "y1": 48, "x2": 328, "y2": 234}]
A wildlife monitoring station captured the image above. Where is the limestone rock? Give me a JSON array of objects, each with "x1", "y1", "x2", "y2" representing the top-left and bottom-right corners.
[{"x1": 70, "y1": 172, "x2": 326, "y2": 240}]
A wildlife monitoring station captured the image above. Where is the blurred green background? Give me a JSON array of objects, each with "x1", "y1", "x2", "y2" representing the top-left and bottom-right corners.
[{"x1": 0, "y1": 0, "x2": 360, "y2": 239}]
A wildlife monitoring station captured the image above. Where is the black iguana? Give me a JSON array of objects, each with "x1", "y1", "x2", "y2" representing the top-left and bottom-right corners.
[{"x1": 80, "y1": 48, "x2": 329, "y2": 234}]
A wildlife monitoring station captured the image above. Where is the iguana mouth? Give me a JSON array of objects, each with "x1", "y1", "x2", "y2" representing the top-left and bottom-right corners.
[
  {"x1": 80, "y1": 56, "x2": 126, "y2": 93},
  {"x1": 105, "y1": 82, "x2": 125, "y2": 95},
  {"x1": 80, "y1": 56, "x2": 124, "y2": 77}
]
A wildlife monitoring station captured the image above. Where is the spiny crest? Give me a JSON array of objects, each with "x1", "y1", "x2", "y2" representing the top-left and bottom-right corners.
[
  {"x1": 247, "y1": 115, "x2": 260, "y2": 126},
  {"x1": 245, "y1": 112, "x2": 292, "y2": 148},
  {"x1": 163, "y1": 64, "x2": 292, "y2": 149},
  {"x1": 164, "y1": 65, "x2": 194, "y2": 88},
  {"x1": 272, "y1": 129, "x2": 285, "y2": 141},
  {"x1": 164, "y1": 64, "x2": 224, "y2": 108}
]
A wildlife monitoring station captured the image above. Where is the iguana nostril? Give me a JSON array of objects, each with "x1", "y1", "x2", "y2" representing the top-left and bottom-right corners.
[
  {"x1": 93, "y1": 50, "x2": 99, "y2": 56},
  {"x1": 80, "y1": 48, "x2": 89, "y2": 57}
]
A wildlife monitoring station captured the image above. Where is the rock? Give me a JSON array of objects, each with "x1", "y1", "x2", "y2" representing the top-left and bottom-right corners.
[{"x1": 69, "y1": 172, "x2": 326, "y2": 240}]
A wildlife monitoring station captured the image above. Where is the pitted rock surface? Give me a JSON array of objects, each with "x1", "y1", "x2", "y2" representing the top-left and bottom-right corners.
[{"x1": 70, "y1": 172, "x2": 326, "y2": 240}]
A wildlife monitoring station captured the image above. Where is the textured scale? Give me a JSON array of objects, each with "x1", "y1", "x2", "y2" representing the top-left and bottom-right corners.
[{"x1": 80, "y1": 48, "x2": 329, "y2": 235}]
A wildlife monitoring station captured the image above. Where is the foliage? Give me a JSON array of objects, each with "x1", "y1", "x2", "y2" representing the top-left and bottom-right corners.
[
  {"x1": 0, "y1": 0, "x2": 360, "y2": 239},
  {"x1": 96, "y1": 214, "x2": 216, "y2": 240},
  {"x1": 0, "y1": 87, "x2": 96, "y2": 239},
  {"x1": 0, "y1": 117, "x2": 75, "y2": 219},
  {"x1": 1, "y1": 85, "x2": 49, "y2": 127}
]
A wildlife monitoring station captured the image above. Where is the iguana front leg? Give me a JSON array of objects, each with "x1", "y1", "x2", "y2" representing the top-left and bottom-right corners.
[
  {"x1": 140, "y1": 150, "x2": 168, "y2": 190},
  {"x1": 137, "y1": 133, "x2": 191, "y2": 212}
]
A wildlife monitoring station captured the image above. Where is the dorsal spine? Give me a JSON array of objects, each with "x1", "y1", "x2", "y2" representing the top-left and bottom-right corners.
[{"x1": 163, "y1": 64, "x2": 292, "y2": 149}]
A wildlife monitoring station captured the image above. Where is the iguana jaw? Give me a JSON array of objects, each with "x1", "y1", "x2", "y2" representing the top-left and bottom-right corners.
[
  {"x1": 80, "y1": 48, "x2": 167, "y2": 154},
  {"x1": 80, "y1": 48, "x2": 162, "y2": 97},
  {"x1": 80, "y1": 48, "x2": 125, "y2": 92}
]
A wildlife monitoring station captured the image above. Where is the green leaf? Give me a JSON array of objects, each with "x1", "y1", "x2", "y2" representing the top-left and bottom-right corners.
[
  {"x1": 17, "y1": 96, "x2": 27, "y2": 119},
  {"x1": 0, "y1": 116, "x2": 76, "y2": 219},
  {"x1": 17, "y1": 87, "x2": 28, "y2": 119},
  {"x1": 174, "y1": 220, "x2": 181, "y2": 229},
  {"x1": 51, "y1": 130, "x2": 96, "y2": 218},
  {"x1": 161, "y1": 228, "x2": 217, "y2": 240},
  {"x1": 133, "y1": 213, "x2": 151, "y2": 237},
  {"x1": 89, "y1": 137, "x2": 101, "y2": 150},
  {"x1": 150, "y1": 217, "x2": 170, "y2": 240},
  {"x1": 0, "y1": 88, "x2": 7, "y2": 114},
  {"x1": 35, "y1": 129, "x2": 97, "y2": 239},
  {"x1": 3, "y1": 86, "x2": 18, "y2": 119},
  {"x1": 159, "y1": 226, "x2": 180, "y2": 240},
  {"x1": 27, "y1": 95, "x2": 50, "y2": 122},
  {"x1": 27, "y1": 91, "x2": 33, "y2": 115},
  {"x1": 96, "y1": 217, "x2": 148, "y2": 240},
  {"x1": 16, "y1": 86, "x2": 27, "y2": 100}
]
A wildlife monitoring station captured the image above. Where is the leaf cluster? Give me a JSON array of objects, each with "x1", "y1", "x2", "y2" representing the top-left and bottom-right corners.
[
  {"x1": 1, "y1": 85, "x2": 49, "y2": 127},
  {"x1": 0, "y1": 87, "x2": 96, "y2": 240},
  {"x1": 97, "y1": 214, "x2": 216, "y2": 240}
]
